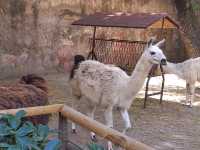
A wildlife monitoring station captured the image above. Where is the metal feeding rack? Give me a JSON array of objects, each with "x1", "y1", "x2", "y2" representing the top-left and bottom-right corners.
[
  {"x1": 88, "y1": 38, "x2": 146, "y2": 73},
  {"x1": 72, "y1": 12, "x2": 179, "y2": 108}
]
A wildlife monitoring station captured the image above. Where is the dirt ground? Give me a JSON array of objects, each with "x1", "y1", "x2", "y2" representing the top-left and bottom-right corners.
[{"x1": 1, "y1": 73, "x2": 200, "y2": 150}]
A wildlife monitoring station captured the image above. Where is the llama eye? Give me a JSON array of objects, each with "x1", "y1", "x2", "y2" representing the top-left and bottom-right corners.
[{"x1": 150, "y1": 51, "x2": 156, "y2": 55}]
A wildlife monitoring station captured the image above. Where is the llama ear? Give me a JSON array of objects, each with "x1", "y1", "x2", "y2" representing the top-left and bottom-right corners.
[
  {"x1": 147, "y1": 39, "x2": 153, "y2": 48},
  {"x1": 147, "y1": 37, "x2": 156, "y2": 48},
  {"x1": 155, "y1": 39, "x2": 165, "y2": 48}
]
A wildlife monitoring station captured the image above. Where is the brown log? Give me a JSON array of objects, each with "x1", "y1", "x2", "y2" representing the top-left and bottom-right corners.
[
  {"x1": 0, "y1": 104, "x2": 63, "y2": 116},
  {"x1": 61, "y1": 105, "x2": 154, "y2": 150}
]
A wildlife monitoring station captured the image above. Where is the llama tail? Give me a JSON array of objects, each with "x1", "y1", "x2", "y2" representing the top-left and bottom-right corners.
[{"x1": 70, "y1": 55, "x2": 85, "y2": 79}]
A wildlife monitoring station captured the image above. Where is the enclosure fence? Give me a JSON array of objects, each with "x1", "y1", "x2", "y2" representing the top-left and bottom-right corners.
[
  {"x1": 0, "y1": 104, "x2": 154, "y2": 150},
  {"x1": 89, "y1": 38, "x2": 146, "y2": 73}
]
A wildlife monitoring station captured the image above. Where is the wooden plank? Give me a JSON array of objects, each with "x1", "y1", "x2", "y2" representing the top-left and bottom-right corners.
[
  {"x1": 0, "y1": 104, "x2": 63, "y2": 116},
  {"x1": 61, "y1": 105, "x2": 154, "y2": 150}
]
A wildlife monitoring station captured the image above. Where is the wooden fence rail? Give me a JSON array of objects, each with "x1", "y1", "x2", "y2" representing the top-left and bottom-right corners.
[{"x1": 0, "y1": 104, "x2": 154, "y2": 150}]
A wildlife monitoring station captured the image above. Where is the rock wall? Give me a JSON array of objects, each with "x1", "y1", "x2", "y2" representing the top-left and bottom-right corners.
[
  {"x1": 0, "y1": 0, "x2": 181, "y2": 78},
  {"x1": 174, "y1": 0, "x2": 200, "y2": 57}
]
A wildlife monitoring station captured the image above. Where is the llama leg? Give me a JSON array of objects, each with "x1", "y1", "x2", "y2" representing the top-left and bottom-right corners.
[
  {"x1": 104, "y1": 106, "x2": 114, "y2": 150},
  {"x1": 189, "y1": 84, "x2": 195, "y2": 107},
  {"x1": 87, "y1": 105, "x2": 97, "y2": 141},
  {"x1": 186, "y1": 82, "x2": 191, "y2": 106},
  {"x1": 186, "y1": 82, "x2": 195, "y2": 107},
  {"x1": 71, "y1": 101, "x2": 77, "y2": 133},
  {"x1": 120, "y1": 108, "x2": 132, "y2": 134},
  {"x1": 71, "y1": 122, "x2": 76, "y2": 133}
]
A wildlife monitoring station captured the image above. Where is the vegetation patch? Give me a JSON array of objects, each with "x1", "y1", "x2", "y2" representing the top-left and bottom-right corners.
[{"x1": 0, "y1": 110, "x2": 61, "y2": 150}]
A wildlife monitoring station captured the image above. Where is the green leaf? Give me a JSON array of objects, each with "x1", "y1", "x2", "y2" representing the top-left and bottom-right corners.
[
  {"x1": 0, "y1": 111, "x2": 60, "y2": 150},
  {"x1": 0, "y1": 143, "x2": 10, "y2": 148},
  {"x1": 1, "y1": 110, "x2": 26, "y2": 130},
  {"x1": 0, "y1": 124, "x2": 12, "y2": 136},
  {"x1": 16, "y1": 122, "x2": 34, "y2": 137},
  {"x1": 0, "y1": 114, "x2": 13, "y2": 122},
  {"x1": 37, "y1": 124, "x2": 49, "y2": 140},
  {"x1": 15, "y1": 110, "x2": 26, "y2": 120},
  {"x1": 44, "y1": 139, "x2": 61, "y2": 150},
  {"x1": 9, "y1": 117, "x2": 21, "y2": 130},
  {"x1": 7, "y1": 145, "x2": 21, "y2": 150},
  {"x1": 87, "y1": 143, "x2": 105, "y2": 150},
  {"x1": 16, "y1": 137, "x2": 41, "y2": 150}
]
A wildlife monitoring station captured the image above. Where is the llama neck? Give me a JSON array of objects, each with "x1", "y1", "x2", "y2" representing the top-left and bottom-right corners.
[
  {"x1": 163, "y1": 62, "x2": 183, "y2": 77},
  {"x1": 125, "y1": 55, "x2": 153, "y2": 99}
]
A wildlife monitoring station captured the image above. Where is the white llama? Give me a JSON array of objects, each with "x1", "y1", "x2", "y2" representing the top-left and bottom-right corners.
[
  {"x1": 163, "y1": 57, "x2": 200, "y2": 107},
  {"x1": 70, "y1": 38, "x2": 166, "y2": 150}
]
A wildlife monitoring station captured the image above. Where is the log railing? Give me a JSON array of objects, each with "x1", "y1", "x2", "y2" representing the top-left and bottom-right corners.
[{"x1": 0, "y1": 104, "x2": 154, "y2": 150}]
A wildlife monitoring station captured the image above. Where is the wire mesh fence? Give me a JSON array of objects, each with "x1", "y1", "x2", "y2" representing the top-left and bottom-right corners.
[{"x1": 89, "y1": 38, "x2": 146, "y2": 73}]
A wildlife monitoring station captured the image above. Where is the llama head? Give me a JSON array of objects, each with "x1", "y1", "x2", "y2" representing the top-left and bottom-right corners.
[{"x1": 144, "y1": 38, "x2": 167, "y2": 65}]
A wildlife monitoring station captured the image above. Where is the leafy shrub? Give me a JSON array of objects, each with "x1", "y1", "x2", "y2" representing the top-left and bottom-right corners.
[
  {"x1": 191, "y1": 0, "x2": 200, "y2": 12},
  {"x1": 0, "y1": 110, "x2": 61, "y2": 150},
  {"x1": 87, "y1": 142, "x2": 105, "y2": 150}
]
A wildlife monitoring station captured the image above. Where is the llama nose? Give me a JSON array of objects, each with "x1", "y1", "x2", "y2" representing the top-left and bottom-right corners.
[{"x1": 161, "y1": 59, "x2": 167, "y2": 65}]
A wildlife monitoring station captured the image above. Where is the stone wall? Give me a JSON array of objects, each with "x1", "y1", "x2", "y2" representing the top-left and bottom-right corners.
[
  {"x1": 174, "y1": 0, "x2": 200, "y2": 57},
  {"x1": 0, "y1": 0, "x2": 182, "y2": 78}
]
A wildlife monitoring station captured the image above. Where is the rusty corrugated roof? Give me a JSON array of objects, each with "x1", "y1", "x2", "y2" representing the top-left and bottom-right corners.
[{"x1": 72, "y1": 12, "x2": 179, "y2": 29}]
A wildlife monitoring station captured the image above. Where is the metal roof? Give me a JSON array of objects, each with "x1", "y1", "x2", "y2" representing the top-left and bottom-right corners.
[{"x1": 72, "y1": 12, "x2": 179, "y2": 29}]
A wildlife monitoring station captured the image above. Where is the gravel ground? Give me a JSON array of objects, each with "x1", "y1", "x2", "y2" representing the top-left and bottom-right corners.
[{"x1": 2, "y1": 73, "x2": 200, "y2": 150}]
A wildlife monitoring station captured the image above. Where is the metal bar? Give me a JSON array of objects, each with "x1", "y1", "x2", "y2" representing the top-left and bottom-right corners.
[
  {"x1": 59, "y1": 112, "x2": 68, "y2": 150},
  {"x1": 144, "y1": 64, "x2": 165, "y2": 108},
  {"x1": 160, "y1": 65, "x2": 165, "y2": 104},
  {"x1": 72, "y1": 24, "x2": 148, "y2": 29},
  {"x1": 144, "y1": 18, "x2": 166, "y2": 108},
  {"x1": 144, "y1": 74, "x2": 151, "y2": 108},
  {"x1": 160, "y1": 17, "x2": 165, "y2": 39},
  {"x1": 159, "y1": 18, "x2": 165, "y2": 104},
  {"x1": 87, "y1": 26, "x2": 97, "y2": 60},
  {"x1": 147, "y1": 92, "x2": 162, "y2": 97},
  {"x1": 91, "y1": 38, "x2": 147, "y2": 44}
]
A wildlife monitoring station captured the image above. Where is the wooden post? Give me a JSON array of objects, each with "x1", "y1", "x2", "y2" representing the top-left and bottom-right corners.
[
  {"x1": 61, "y1": 105, "x2": 154, "y2": 150},
  {"x1": 59, "y1": 112, "x2": 68, "y2": 150}
]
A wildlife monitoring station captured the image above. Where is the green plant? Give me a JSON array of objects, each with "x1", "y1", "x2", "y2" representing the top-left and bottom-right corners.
[
  {"x1": 191, "y1": 0, "x2": 200, "y2": 12},
  {"x1": 87, "y1": 142, "x2": 105, "y2": 150},
  {"x1": 0, "y1": 110, "x2": 61, "y2": 150}
]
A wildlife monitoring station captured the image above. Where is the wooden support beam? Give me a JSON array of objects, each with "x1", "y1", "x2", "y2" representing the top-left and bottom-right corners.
[
  {"x1": 0, "y1": 104, "x2": 64, "y2": 116},
  {"x1": 61, "y1": 105, "x2": 154, "y2": 150},
  {"x1": 59, "y1": 112, "x2": 68, "y2": 150}
]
